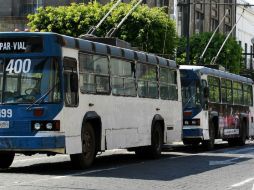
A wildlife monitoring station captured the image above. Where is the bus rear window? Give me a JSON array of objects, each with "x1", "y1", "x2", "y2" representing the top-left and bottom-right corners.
[{"x1": 0, "y1": 37, "x2": 43, "y2": 53}]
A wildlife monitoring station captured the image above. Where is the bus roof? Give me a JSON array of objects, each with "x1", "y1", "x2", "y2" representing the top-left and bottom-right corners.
[
  {"x1": 180, "y1": 65, "x2": 253, "y2": 84},
  {"x1": 0, "y1": 32, "x2": 176, "y2": 69}
]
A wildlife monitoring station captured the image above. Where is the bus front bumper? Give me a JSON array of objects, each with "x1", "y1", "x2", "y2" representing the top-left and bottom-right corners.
[
  {"x1": 182, "y1": 127, "x2": 203, "y2": 139},
  {"x1": 0, "y1": 135, "x2": 65, "y2": 154}
]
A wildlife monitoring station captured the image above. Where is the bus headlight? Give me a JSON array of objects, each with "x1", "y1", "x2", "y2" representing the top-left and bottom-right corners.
[
  {"x1": 183, "y1": 119, "x2": 200, "y2": 126},
  {"x1": 31, "y1": 120, "x2": 60, "y2": 131},
  {"x1": 34, "y1": 123, "x2": 41, "y2": 130},
  {"x1": 46, "y1": 123, "x2": 53, "y2": 130}
]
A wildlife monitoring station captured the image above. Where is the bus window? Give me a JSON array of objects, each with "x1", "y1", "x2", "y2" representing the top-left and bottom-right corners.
[
  {"x1": 243, "y1": 84, "x2": 252, "y2": 106},
  {"x1": 63, "y1": 57, "x2": 78, "y2": 107},
  {"x1": 160, "y1": 67, "x2": 178, "y2": 100},
  {"x1": 110, "y1": 58, "x2": 136, "y2": 96},
  {"x1": 79, "y1": 53, "x2": 110, "y2": 94},
  {"x1": 221, "y1": 79, "x2": 232, "y2": 104},
  {"x1": 208, "y1": 76, "x2": 220, "y2": 103},
  {"x1": 137, "y1": 63, "x2": 158, "y2": 98},
  {"x1": 233, "y1": 82, "x2": 243, "y2": 105}
]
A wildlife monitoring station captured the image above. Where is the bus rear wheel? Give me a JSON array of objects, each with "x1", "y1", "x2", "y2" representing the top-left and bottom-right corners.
[
  {"x1": 135, "y1": 123, "x2": 163, "y2": 159},
  {"x1": 150, "y1": 124, "x2": 163, "y2": 158},
  {"x1": 0, "y1": 152, "x2": 15, "y2": 169},
  {"x1": 70, "y1": 122, "x2": 96, "y2": 169}
]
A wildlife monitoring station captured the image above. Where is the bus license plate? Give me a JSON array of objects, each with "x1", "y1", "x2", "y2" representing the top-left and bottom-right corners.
[{"x1": 0, "y1": 121, "x2": 9, "y2": 128}]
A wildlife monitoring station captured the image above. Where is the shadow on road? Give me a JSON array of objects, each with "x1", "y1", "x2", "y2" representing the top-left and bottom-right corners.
[{"x1": 0, "y1": 143, "x2": 253, "y2": 182}]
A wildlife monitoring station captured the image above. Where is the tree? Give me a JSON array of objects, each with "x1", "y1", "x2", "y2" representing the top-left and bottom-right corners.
[
  {"x1": 27, "y1": 1, "x2": 177, "y2": 57},
  {"x1": 176, "y1": 32, "x2": 243, "y2": 74}
]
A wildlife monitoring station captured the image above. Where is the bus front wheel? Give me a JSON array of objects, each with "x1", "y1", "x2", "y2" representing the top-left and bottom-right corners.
[
  {"x1": 70, "y1": 122, "x2": 96, "y2": 169},
  {"x1": 202, "y1": 123, "x2": 215, "y2": 150},
  {"x1": 0, "y1": 152, "x2": 15, "y2": 169}
]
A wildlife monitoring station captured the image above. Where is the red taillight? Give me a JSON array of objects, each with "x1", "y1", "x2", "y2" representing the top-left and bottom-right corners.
[
  {"x1": 33, "y1": 108, "x2": 44, "y2": 117},
  {"x1": 55, "y1": 120, "x2": 60, "y2": 131},
  {"x1": 183, "y1": 110, "x2": 192, "y2": 117}
]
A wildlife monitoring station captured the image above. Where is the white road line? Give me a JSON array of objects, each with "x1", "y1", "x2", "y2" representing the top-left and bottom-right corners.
[
  {"x1": 231, "y1": 177, "x2": 254, "y2": 188},
  {"x1": 224, "y1": 147, "x2": 254, "y2": 154},
  {"x1": 209, "y1": 156, "x2": 244, "y2": 166},
  {"x1": 252, "y1": 183, "x2": 254, "y2": 190},
  {"x1": 13, "y1": 155, "x2": 69, "y2": 163}
]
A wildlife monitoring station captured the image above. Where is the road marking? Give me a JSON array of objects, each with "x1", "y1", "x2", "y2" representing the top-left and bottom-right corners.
[
  {"x1": 209, "y1": 156, "x2": 244, "y2": 166},
  {"x1": 252, "y1": 183, "x2": 254, "y2": 190},
  {"x1": 13, "y1": 155, "x2": 69, "y2": 163},
  {"x1": 231, "y1": 177, "x2": 254, "y2": 188},
  {"x1": 224, "y1": 147, "x2": 254, "y2": 154},
  {"x1": 208, "y1": 146, "x2": 254, "y2": 166}
]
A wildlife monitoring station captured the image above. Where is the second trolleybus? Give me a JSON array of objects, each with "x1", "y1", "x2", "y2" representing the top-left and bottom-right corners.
[{"x1": 180, "y1": 65, "x2": 254, "y2": 149}]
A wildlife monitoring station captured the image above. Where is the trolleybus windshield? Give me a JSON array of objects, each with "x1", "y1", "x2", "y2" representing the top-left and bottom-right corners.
[{"x1": 0, "y1": 57, "x2": 61, "y2": 104}]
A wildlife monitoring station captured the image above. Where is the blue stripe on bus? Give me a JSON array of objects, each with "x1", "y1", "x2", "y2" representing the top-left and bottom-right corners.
[
  {"x1": 0, "y1": 135, "x2": 65, "y2": 150},
  {"x1": 182, "y1": 128, "x2": 203, "y2": 138},
  {"x1": 0, "y1": 104, "x2": 63, "y2": 136}
]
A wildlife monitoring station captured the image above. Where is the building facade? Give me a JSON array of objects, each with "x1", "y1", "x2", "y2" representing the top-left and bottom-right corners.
[
  {"x1": 235, "y1": 0, "x2": 254, "y2": 70},
  {"x1": 177, "y1": 0, "x2": 237, "y2": 36},
  {"x1": 0, "y1": 0, "x2": 176, "y2": 32}
]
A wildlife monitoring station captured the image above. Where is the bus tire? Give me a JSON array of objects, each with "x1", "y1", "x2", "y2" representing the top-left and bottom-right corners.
[
  {"x1": 0, "y1": 152, "x2": 15, "y2": 169},
  {"x1": 70, "y1": 122, "x2": 96, "y2": 169},
  {"x1": 135, "y1": 123, "x2": 163, "y2": 159},
  {"x1": 202, "y1": 122, "x2": 215, "y2": 150},
  {"x1": 149, "y1": 123, "x2": 163, "y2": 158}
]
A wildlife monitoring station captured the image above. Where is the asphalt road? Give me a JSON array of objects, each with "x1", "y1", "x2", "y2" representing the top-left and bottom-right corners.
[{"x1": 0, "y1": 141, "x2": 254, "y2": 190}]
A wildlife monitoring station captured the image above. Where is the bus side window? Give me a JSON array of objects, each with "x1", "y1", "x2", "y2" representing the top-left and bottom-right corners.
[
  {"x1": 63, "y1": 57, "x2": 79, "y2": 107},
  {"x1": 79, "y1": 53, "x2": 110, "y2": 94}
]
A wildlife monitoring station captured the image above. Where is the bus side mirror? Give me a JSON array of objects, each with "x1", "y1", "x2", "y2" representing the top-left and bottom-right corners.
[
  {"x1": 204, "y1": 87, "x2": 209, "y2": 98},
  {"x1": 70, "y1": 73, "x2": 78, "y2": 93}
]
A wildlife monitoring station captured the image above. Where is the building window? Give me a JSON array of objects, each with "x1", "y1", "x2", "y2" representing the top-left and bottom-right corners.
[
  {"x1": 225, "y1": 25, "x2": 232, "y2": 34},
  {"x1": 195, "y1": 11, "x2": 204, "y2": 33},
  {"x1": 211, "y1": 18, "x2": 218, "y2": 31},
  {"x1": 21, "y1": 0, "x2": 43, "y2": 16},
  {"x1": 195, "y1": 0, "x2": 203, "y2": 11}
]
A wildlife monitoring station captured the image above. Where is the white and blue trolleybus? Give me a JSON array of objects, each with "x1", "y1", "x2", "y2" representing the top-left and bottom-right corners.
[
  {"x1": 0, "y1": 32, "x2": 182, "y2": 169},
  {"x1": 180, "y1": 65, "x2": 254, "y2": 149}
]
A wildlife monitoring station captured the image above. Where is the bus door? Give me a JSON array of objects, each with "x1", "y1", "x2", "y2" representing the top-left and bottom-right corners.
[{"x1": 63, "y1": 57, "x2": 78, "y2": 107}]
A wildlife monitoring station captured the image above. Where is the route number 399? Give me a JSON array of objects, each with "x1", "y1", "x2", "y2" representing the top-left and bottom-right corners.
[
  {"x1": 6, "y1": 59, "x2": 31, "y2": 74},
  {"x1": 0, "y1": 109, "x2": 12, "y2": 118}
]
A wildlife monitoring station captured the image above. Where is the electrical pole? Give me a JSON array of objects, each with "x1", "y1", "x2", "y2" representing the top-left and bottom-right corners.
[{"x1": 186, "y1": 0, "x2": 190, "y2": 65}]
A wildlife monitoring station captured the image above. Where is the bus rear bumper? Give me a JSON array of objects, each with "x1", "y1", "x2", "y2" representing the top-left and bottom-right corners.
[{"x1": 0, "y1": 135, "x2": 65, "y2": 154}]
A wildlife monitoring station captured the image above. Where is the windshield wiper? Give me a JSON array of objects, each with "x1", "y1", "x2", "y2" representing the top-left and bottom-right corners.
[
  {"x1": 183, "y1": 93, "x2": 196, "y2": 110},
  {"x1": 26, "y1": 82, "x2": 59, "y2": 110}
]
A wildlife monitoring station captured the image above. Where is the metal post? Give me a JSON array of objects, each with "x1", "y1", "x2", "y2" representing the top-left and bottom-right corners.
[
  {"x1": 250, "y1": 45, "x2": 253, "y2": 70},
  {"x1": 186, "y1": 0, "x2": 190, "y2": 65}
]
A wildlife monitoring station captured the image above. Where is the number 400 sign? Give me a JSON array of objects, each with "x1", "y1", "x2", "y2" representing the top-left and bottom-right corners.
[{"x1": 6, "y1": 59, "x2": 31, "y2": 74}]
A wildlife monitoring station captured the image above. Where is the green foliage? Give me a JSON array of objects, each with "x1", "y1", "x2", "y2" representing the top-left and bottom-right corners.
[
  {"x1": 176, "y1": 32, "x2": 243, "y2": 74},
  {"x1": 27, "y1": 1, "x2": 177, "y2": 56}
]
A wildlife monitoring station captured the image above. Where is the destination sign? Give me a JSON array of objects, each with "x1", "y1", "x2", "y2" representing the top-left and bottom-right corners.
[{"x1": 0, "y1": 37, "x2": 43, "y2": 53}]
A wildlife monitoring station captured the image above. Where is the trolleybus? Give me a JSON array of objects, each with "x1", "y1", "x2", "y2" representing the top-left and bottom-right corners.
[
  {"x1": 180, "y1": 65, "x2": 254, "y2": 149},
  {"x1": 0, "y1": 32, "x2": 182, "y2": 169}
]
